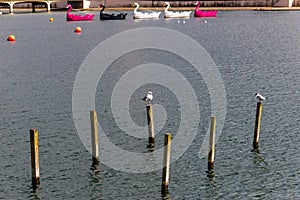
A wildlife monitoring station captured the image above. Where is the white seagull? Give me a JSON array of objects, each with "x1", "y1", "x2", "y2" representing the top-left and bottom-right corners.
[
  {"x1": 142, "y1": 91, "x2": 153, "y2": 105},
  {"x1": 255, "y1": 93, "x2": 267, "y2": 102}
]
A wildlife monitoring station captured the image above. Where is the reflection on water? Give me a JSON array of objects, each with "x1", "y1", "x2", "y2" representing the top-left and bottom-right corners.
[
  {"x1": 252, "y1": 149, "x2": 269, "y2": 167},
  {"x1": 89, "y1": 168, "x2": 103, "y2": 199},
  {"x1": 29, "y1": 185, "x2": 42, "y2": 200},
  {"x1": 0, "y1": 10, "x2": 299, "y2": 199},
  {"x1": 205, "y1": 171, "x2": 219, "y2": 200},
  {"x1": 162, "y1": 192, "x2": 171, "y2": 200}
]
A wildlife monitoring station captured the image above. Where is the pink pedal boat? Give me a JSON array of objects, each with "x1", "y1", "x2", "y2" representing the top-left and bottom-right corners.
[
  {"x1": 194, "y1": 1, "x2": 217, "y2": 17},
  {"x1": 66, "y1": 4, "x2": 95, "y2": 21}
]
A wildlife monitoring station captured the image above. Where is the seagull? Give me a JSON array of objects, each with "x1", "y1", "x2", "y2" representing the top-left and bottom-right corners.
[
  {"x1": 142, "y1": 91, "x2": 153, "y2": 105},
  {"x1": 255, "y1": 93, "x2": 267, "y2": 102}
]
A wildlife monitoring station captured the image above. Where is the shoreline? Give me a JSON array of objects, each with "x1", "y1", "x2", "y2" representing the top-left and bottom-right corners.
[
  {"x1": 93, "y1": 6, "x2": 300, "y2": 11},
  {"x1": 1, "y1": 6, "x2": 300, "y2": 14}
]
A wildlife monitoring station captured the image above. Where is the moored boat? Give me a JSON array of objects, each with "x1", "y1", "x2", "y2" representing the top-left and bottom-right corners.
[
  {"x1": 99, "y1": 4, "x2": 127, "y2": 20},
  {"x1": 66, "y1": 4, "x2": 94, "y2": 21},
  {"x1": 194, "y1": 1, "x2": 217, "y2": 17}
]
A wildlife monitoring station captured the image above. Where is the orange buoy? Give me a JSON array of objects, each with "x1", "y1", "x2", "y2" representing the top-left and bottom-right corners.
[
  {"x1": 49, "y1": 17, "x2": 54, "y2": 22},
  {"x1": 7, "y1": 35, "x2": 16, "y2": 42},
  {"x1": 74, "y1": 27, "x2": 81, "y2": 33}
]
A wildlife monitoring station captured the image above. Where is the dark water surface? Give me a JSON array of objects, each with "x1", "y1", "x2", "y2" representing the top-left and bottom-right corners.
[{"x1": 0, "y1": 10, "x2": 299, "y2": 199}]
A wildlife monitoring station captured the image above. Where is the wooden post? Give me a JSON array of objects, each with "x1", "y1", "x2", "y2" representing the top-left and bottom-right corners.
[
  {"x1": 9, "y1": 3, "x2": 13, "y2": 14},
  {"x1": 30, "y1": 129, "x2": 40, "y2": 185},
  {"x1": 161, "y1": 133, "x2": 171, "y2": 194},
  {"x1": 146, "y1": 105, "x2": 155, "y2": 147},
  {"x1": 208, "y1": 117, "x2": 216, "y2": 170},
  {"x1": 90, "y1": 110, "x2": 99, "y2": 165},
  {"x1": 253, "y1": 102, "x2": 262, "y2": 149},
  {"x1": 47, "y1": 2, "x2": 51, "y2": 12},
  {"x1": 32, "y1": 3, "x2": 36, "y2": 13}
]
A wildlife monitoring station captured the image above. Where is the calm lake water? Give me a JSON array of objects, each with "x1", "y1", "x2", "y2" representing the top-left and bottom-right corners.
[{"x1": 0, "y1": 10, "x2": 299, "y2": 199}]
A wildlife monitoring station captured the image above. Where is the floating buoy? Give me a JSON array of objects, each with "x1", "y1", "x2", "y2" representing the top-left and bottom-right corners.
[
  {"x1": 74, "y1": 27, "x2": 81, "y2": 33},
  {"x1": 49, "y1": 17, "x2": 54, "y2": 22},
  {"x1": 7, "y1": 35, "x2": 16, "y2": 42}
]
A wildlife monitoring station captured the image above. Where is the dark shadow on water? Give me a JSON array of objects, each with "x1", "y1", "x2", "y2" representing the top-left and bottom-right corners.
[
  {"x1": 248, "y1": 145, "x2": 271, "y2": 196},
  {"x1": 205, "y1": 170, "x2": 220, "y2": 199},
  {"x1": 251, "y1": 148, "x2": 268, "y2": 166},
  {"x1": 161, "y1": 191, "x2": 171, "y2": 200},
  {"x1": 29, "y1": 184, "x2": 42, "y2": 200},
  {"x1": 89, "y1": 164, "x2": 103, "y2": 199},
  {"x1": 90, "y1": 163, "x2": 100, "y2": 172},
  {"x1": 251, "y1": 147, "x2": 260, "y2": 153},
  {"x1": 251, "y1": 148, "x2": 260, "y2": 153},
  {"x1": 206, "y1": 169, "x2": 216, "y2": 179},
  {"x1": 147, "y1": 143, "x2": 155, "y2": 152}
]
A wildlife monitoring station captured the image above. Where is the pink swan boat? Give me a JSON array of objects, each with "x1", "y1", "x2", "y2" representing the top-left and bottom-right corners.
[
  {"x1": 66, "y1": 4, "x2": 95, "y2": 21},
  {"x1": 194, "y1": 1, "x2": 217, "y2": 17}
]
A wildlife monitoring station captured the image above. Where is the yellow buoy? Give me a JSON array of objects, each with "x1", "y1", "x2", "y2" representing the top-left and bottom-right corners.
[
  {"x1": 49, "y1": 17, "x2": 54, "y2": 22},
  {"x1": 75, "y1": 27, "x2": 82, "y2": 33},
  {"x1": 7, "y1": 35, "x2": 16, "y2": 42}
]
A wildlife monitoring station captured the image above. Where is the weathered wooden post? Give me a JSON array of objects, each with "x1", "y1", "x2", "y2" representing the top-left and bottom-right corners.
[
  {"x1": 147, "y1": 105, "x2": 155, "y2": 147},
  {"x1": 208, "y1": 116, "x2": 216, "y2": 170},
  {"x1": 161, "y1": 133, "x2": 172, "y2": 194},
  {"x1": 47, "y1": 2, "x2": 51, "y2": 12},
  {"x1": 32, "y1": 3, "x2": 36, "y2": 13},
  {"x1": 253, "y1": 102, "x2": 262, "y2": 149},
  {"x1": 30, "y1": 129, "x2": 40, "y2": 185},
  {"x1": 9, "y1": 4, "x2": 14, "y2": 14},
  {"x1": 90, "y1": 110, "x2": 99, "y2": 165}
]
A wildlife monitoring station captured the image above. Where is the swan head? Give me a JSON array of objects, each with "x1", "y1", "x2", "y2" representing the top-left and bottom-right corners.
[
  {"x1": 99, "y1": 4, "x2": 105, "y2": 8},
  {"x1": 66, "y1": 4, "x2": 72, "y2": 9},
  {"x1": 195, "y1": 1, "x2": 199, "y2": 5},
  {"x1": 132, "y1": 2, "x2": 139, "y2": 7},
  {"x1": 163, "y1": 2, "x2": 170, "y2": 7}
]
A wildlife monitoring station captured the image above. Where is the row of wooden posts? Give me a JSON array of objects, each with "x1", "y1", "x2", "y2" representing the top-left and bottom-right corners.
[{"x1": 30, "y1": 102, "x2": 264, "y2": 193}]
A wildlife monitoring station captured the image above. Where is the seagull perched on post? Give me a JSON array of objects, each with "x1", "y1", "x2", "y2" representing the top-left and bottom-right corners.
[
  {"x1": 142, "y1": 91, "x2": 153, "y2": 105},
  {"x1": 255, "y1": 93, "x2": 267, "y2": 102}
]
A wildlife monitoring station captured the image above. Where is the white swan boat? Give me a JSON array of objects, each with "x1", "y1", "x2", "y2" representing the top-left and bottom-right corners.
[
  {"x1": 133, "y1": 3, "x2": 161, "y2": 19},
  {"x1": 163, "y1": 2, "x2": 192, "y2": 18}
]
